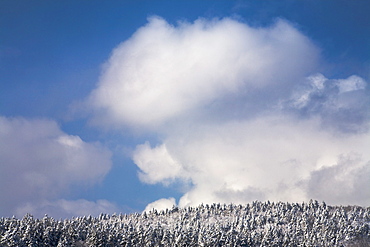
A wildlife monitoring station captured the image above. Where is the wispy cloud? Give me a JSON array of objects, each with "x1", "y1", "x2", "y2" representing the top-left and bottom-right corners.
[{"x1": 284, "y1": 73, "x2": 369, "y2": 133}]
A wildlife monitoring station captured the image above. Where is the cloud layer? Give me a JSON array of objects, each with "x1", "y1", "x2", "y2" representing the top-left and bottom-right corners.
[
  {"x1": 0, "y1": 116, "x2": 113, "y2": 218},
  {"x1": 15, "y1": 199, "x2": 119, "y2": 219},
  {"x1": 88, "y1": 17, "x2": 370, "y2": 210}
]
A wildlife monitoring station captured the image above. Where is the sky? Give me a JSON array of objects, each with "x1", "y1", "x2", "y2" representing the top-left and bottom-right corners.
[{"x1": 0, "y1": 0, "x2": 369, "y2": 219}]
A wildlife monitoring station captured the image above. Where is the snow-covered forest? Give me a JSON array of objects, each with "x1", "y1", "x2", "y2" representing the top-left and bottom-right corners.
[{"x1": 1, "y1": 201, "x2": 369, "y2": 246}]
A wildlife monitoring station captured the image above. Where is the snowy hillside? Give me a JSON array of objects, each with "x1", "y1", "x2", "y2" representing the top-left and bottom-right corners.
[{"x1": 1, "y1": 201, "x2": 369, "y2": 246}]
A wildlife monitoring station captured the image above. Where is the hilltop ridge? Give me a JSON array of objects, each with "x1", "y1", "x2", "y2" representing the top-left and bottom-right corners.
[{"x1": 1, "y1": 201, "x2": 369, "y2": 246}]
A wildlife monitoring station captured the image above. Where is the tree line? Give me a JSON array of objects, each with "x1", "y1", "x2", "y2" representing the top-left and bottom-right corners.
[{"x1": 1, "y1": 200, "x2": 369, "y2": 246}]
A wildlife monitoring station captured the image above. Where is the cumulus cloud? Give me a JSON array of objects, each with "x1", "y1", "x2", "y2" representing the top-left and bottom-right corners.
[
  {"x1": 87, "y1": 16, "x2": 370, "y2": 208},
  {"x1": 0, "y1": 116, "x2": 112, "y2": 217},
  {"x1": 88, "y1": 16, "x2": 319, "y2": 130},
  {"x1": 136, "y1": 116, "x2": 370, "y2": 207},
  {"x1": 133, "y1": 142, "x2": 186, "y2": 185},
  {"x1": 144, "y1": 197, "x2": 176, "y2": 212}
]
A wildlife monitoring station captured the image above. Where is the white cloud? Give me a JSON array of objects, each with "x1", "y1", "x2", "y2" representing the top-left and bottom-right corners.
[
  {"x1": 85, "y1": 16, "x2": 370, "y2": 209},
  {"x1": 136, "y1": 116, "x2": 370, "y2": 207},
  {"x1": 0, "y1": 116, "x2": 112, "y2": 217},
  {"x1": 144, "y1": 197, "x2": 176, "y2": 212},
  {"x1": 87, "y1": 16, "x2": 319, "y2": 130},
  {"x1": 337, "y1": 75, "x2": 366, "y2": 94},
  {"x1": 133, "y1": 142, "x2": 186, "y2": 185}
]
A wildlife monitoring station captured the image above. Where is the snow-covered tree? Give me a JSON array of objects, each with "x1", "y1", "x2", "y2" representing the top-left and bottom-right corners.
[{"x1": 0, "y1": 201, "x2": 369, "y2": 246}]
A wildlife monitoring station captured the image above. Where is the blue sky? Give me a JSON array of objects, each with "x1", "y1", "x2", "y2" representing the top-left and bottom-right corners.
[{"x1": 1, "y1": 0, "x2": 369, "y2": 218}]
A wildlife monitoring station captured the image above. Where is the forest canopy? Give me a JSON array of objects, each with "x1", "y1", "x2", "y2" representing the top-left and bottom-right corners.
[{"x1": 1, "y1": 201, "x2": 369, "y2": 246}]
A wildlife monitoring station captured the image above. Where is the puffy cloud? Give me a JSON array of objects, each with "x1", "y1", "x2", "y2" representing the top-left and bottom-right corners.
[
  {"x1": 0, "y1": 116, "x2": 112, "y2": 217},
  {"x1": 87, "y1": 16, "x2": 319, "y2": 130},
  {"x1": 133, "y1": 142, "x2": 186, "y2": 185},
  {"x1": 136, "y1": 116, "x2": 370, "y2": 207},
  {"x1": 144, "y1": 197, "x2": 176, "y2": 212},
  {"x1": 86, "y1": 16, "x2": 370, "y2": 209}
]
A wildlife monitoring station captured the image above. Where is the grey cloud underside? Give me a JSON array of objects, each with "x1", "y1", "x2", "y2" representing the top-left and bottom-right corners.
[{"x1": 87, "y1": 16, "x2": 370, "y2": 210}]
